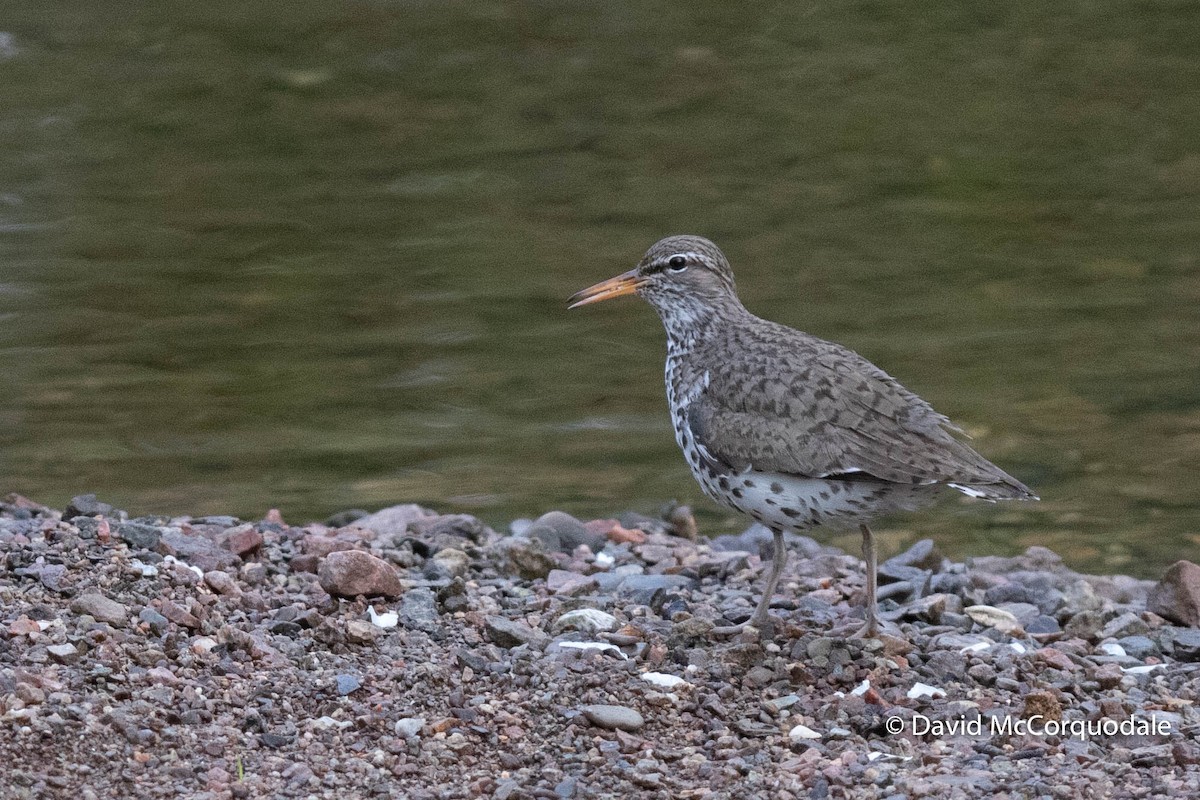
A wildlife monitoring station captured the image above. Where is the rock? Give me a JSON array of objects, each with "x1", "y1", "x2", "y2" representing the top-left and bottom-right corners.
[
  {"x1": 47, "y1": 643, "x2": 79, "y2": 664},
  {"x1": 964, "y1": 605, "x2": 1022, "y2": 634},
  {"x1": 221, "y1": 525, "x2": 264, "y2": 557},
  {"x1": 1148, "y1": 561, "x2": 1200, "y2": 627},
  {"x1": 547, "y1": 570, "x2": 599, "y2": 595},
  {"x1": 525, "y1": 511, "x2": 603, "y2": 553},
  {"x1": 409, "y1": 514, "x2": 495, "y2": 547},
  {"x1": 335, "y1": 674, "x2": 361, "y2": 695},
  {"x1": 553, "y1": 609, "x2": 619, "y2": 634},
  {"x1": 1118, "y1": 635, "x2": 1160, "y2": 659},
  {"x1": 429, "y1": 547, "x2": 470, "y2": 579},
  {"x1": 884, "y1": 539, "x2": 945, "y2": 572},
  {"x1": 204, "y1": 570, "x2": 241, "y2": 596},
  {"x1": 353, "y1": 504, "x2": 437, "y2": 536},
  {"x1": 302, "y1": 534, "x2": 358, "y2": 558},
  {"x1": 395, "y1": 717, "x2": 425, "y2": 738},
  {"x1": 1065, "y1": 610, "x2": 1106, "y2": 640},
  {"x1": 1100, "y1": 612, "x2": 1149, "y2": 640},
  {"x1": 318, "y1": 550, "x2": 404, "y2": 598},
  {"x1": 484, "y1": 615, "x2": 549, "y2": 650},
  {"x1": 160, "y1": 599, "x2": 201, "y2": 629},
  {"x1": 398, "y1": 588, "x2": 439, "y2": 632},
  {"x1": 1169, "y1": 629, "x2": 1200, "y2": 661},
  {"x1": 158, "y1": 529, "x2": 240, "y2": 572},
  {"x1": 617, "y1": 574, "x2": 696, "y2": 598},
  {"x1": 492, "y1": 536, "x2": 558, "y2": 580},
  {"x1": 581, "y1": 704, "x2": 644, "y2": 732},
  {"x1": 116, "y1": 522, "x2": 162, "y2": 550},
  {"x1": 65, "y1": 494, "x2": 121, "y2": 519},
  {"x1": 345, "y1": 619, "x2": 381, "y2": 644},
  {"x1": 139, "y1": 607, "x2": 169, "y2": 633},
  {"x1": 71, "y1": 593, "x2": 129, "y2": 626}
]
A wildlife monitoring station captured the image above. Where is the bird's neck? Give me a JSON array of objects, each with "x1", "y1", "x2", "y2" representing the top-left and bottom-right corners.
[{"x1": 656, "y1": 294, "x2": 748, "y2": 356}]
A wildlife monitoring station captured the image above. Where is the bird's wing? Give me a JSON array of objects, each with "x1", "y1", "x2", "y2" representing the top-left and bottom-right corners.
[{"x1": 689, "y1": 327, "x2": 1032, "y2": 495}]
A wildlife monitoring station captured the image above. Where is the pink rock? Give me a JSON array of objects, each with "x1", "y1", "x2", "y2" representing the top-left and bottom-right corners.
[
  {"x1": 161, "y1": 599, "x2": 201, "y2": 630},
  {"x1": 302, "y1": 534, "x2": 357, "y2": 557},
  {"x1": 318, "y1": 550, "x2": 404, "y2": 598},
  {"x1": 221, "y1": 525, "x2": 264, "y2": 557},
  {"x1": 1148, "y1": 561, "x2": 1200, "y2": 627},
  {"x1": 546, "y1": 569, "x2": 598, "y2": 595}
]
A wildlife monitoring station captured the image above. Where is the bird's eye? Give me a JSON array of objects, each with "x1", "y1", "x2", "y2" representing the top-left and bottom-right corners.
[{"x1": 667, "y1": 255, "x2": 688, "y2": 272}]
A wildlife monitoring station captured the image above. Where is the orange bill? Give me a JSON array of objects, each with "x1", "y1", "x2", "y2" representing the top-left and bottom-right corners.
[{"x1": 567, "y1": 268, "x2": 645, "y2": 309}]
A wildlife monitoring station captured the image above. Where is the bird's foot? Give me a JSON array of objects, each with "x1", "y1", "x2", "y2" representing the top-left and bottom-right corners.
[{"x1": 711, "y1": 615, "x2": 775, "y2": 640}]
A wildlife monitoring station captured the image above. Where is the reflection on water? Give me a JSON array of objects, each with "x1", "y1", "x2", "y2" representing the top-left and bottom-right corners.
[{"x1": 1, "y1": 1, "x2": 1198, "y2": 576}]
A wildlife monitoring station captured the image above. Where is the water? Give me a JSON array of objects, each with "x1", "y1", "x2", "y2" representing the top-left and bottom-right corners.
[{"x1": 2, "y1": 1, "x2": 1198, "y2": 576}]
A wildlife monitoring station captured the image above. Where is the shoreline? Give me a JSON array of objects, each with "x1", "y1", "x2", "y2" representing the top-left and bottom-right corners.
[{"x1": 3, "y1": 493, "x2": 1199, "y2": 797}]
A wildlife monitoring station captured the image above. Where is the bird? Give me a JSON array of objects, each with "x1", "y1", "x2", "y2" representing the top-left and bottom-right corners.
[{"x1": 568, "y1": 235, "x2": 1037, "y2": 637}]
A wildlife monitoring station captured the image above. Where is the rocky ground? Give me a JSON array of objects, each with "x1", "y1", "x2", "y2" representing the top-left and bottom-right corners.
[{"x1": 3, "y1": 494, "x2": 1200, "y2": 799}]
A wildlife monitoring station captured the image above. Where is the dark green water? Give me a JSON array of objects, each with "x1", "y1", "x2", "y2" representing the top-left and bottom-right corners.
[{"x1": 2, "y1": 1, "x2": 1198, "y2": 576}]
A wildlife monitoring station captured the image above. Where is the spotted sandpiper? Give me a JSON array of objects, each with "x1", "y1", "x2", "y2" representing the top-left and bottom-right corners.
[{"x1": 569, "y1": 235, "x2": 1037, "y2": 637}]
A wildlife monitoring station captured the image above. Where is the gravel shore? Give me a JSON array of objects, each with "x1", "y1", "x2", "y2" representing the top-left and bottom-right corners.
[{"x1": 3, "y1": 493, "x2": 1200, "y2": 798}]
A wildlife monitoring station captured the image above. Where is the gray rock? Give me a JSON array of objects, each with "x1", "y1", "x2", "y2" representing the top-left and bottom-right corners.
[
  {"x1": 1169, "y1": 628, "x2": 1200, "y2": 661},
  {"x1": 581, "y1": 704, "x2": 644, "y2": 731},
  {"x1": 1118, "y1": 635, "x2": 1160, "y2": 660},
  {"x1": 71, "y1": 593, "x2": 128, "y2": 626},
  {"x1": 1100, "y1": 612, "x2": 1149, "y2": 640},
  {"x1": 1026, "y1": 615, "x2": 1061, "y2": 635},
  {"x1": 614, "y1": 574, "x2": 696, "y2": 612},
  {"x1": 65, "y1": 494, "x2": 122, "y2": 519},
  {"x1": 47, "y1": 643, "x2": 79, "y2": 664},
  {"x1": 491, "y1": 536, "x2": 558, "y2": 580},
  {"x1": 884, "y1": 539, "x2": 945, "y2": 572},
  {"x1": 399, "y1": 588, "x2": 439, "y2": 632},
  {"x1": 139, "y1": 607, "x2": 169, "y2": 634},
  {"x1": 394, "y1": 717, "x2": 425, "y2": 738},
  {"x1": 117, "y1": 522, "x2": 162, "y2": 550},
  {"x1": 353, "y1": 504, "x2": 437, "y2": 536},
  {"x1": 984, "y1": 583, "x2": 1033, "y2": 606},
  {"x1": 525, "y1": 511, "x2": 602, "y2": 553},
  {"x1": 335, "y1": 674, "x2": 361, "y2": 695},
  {"x1": 158, "y1": 529, "x2": 239, "y2": 572},
  {"x1": 485, "y1": 615, "x2": 550, "y2": 650},
  {"x1": 1064, "y1": 610, "x2": 1107, "y2": 640},
  {"x1": 410, "y1": 514, "x2": 495, "y2": 547}
]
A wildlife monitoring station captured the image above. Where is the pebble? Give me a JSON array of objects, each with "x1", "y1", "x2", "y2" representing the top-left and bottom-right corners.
[
  {"x1": 485, "y1": 615, "x2": 550, "y2": 650},
  {"x1": 399, "y1": 588, "x2": 439, "y2": 632},
  {"x1": 580, "y1": 704, "x2": 644, "y2": 732},
  {"x1": 964, "y1": 605, "x2": 1021, "y2": 634},
  {"x1": 335, "y1": 674, "x2": 361, "y2": 695},
  {"x1": 318, "y1": 550, "x2": 405, "y2": 598},
  {"x1": 70, "y1": 593, "x2": 129, "y2": 626},
  {"x1": 395, "y1": 717, "x2": 425, "y2": 738},
  {"x1": 47, "y1": 643, "x2": 79, "y2": 664},
  {"x1": 1147, "y1": 560, "x2": 1200, "y2": 627},
  {"x1": 0, "y1": 499, "x2": 1192, "y2": 796},
  {"x1": 553, "y1": 608, "x2": 618, "y2": 634}
]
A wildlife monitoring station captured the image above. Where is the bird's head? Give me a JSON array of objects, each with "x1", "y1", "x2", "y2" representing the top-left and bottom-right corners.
[{"x1": 568, "y1": 235, "x2": 739, "y2": 317}]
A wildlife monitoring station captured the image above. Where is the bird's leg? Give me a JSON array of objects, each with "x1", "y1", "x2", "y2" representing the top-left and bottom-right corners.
[
  {"x1": 713, "y1": 528, "x2": 787, "y2": 638},
  {"x1": 748, "y1": 528, "x2": 787, "y2": 632},
  {"x1": 852, "y1": 523, "x2": 879, "y2": 638}
]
